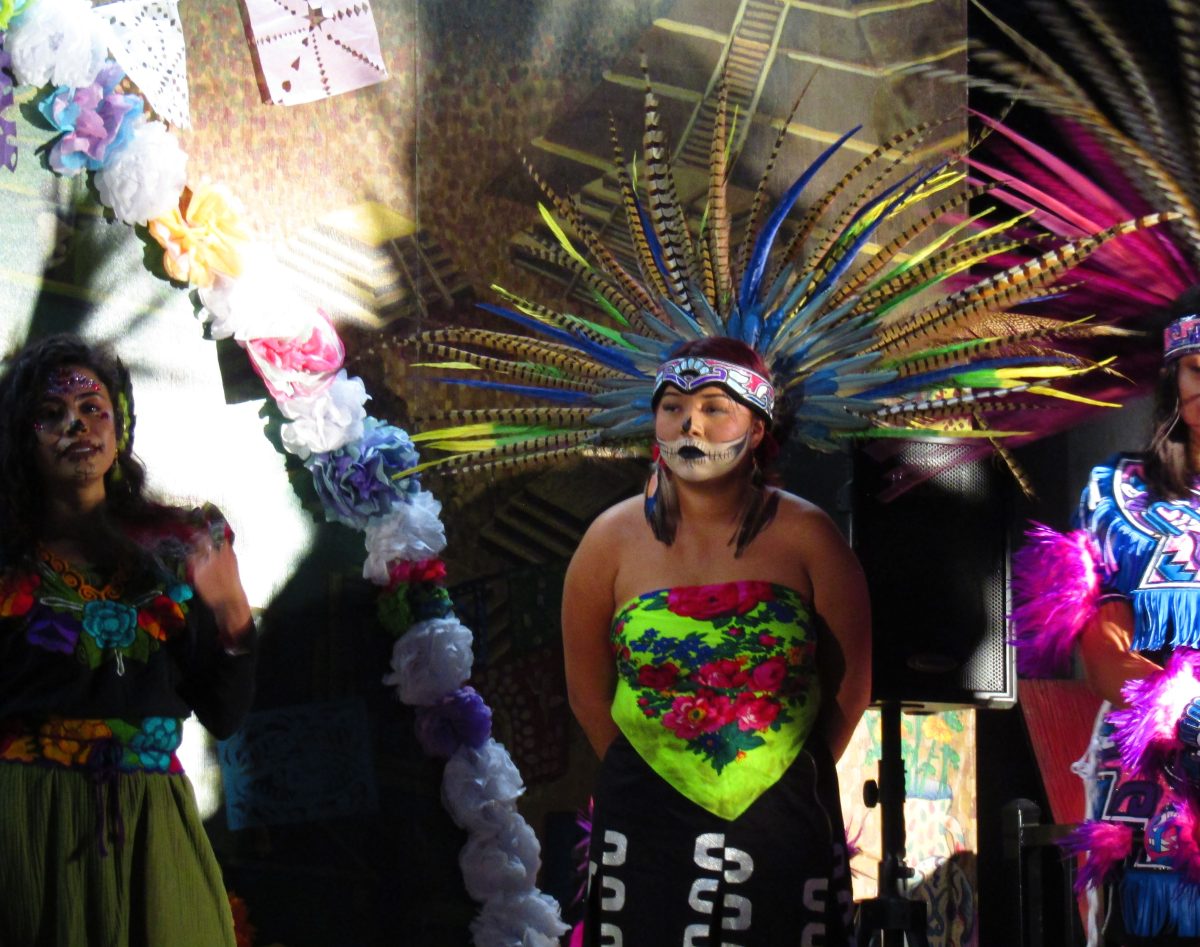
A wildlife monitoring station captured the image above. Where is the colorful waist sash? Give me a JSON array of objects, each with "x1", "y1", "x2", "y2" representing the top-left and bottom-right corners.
[
  {"x1": 610, "y1": 582, "x2": 820, "y2": 820},
  {"x1": 0, "y1": 716, "x2": 185, "y2": 776}
]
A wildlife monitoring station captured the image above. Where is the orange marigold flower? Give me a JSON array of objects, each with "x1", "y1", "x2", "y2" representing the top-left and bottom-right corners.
[{"x1": 148, "y1": 184, "x2": 249, "y2": 288}]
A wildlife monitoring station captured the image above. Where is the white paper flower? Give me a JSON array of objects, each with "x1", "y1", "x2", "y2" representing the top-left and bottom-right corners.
[
  {"x1": 441, "y1": 739, "x2": 526, "y2": 834},
  {"x1": 197, "y1": 248, "x2": 311, "y2": 342},
  {"x1": 362, "y1": 490, "x2": 446, "y2": 584},
  {"x1": 8, "y1": 0, "x2": 108, "y2": 89},
  {"x1": 382, "y1": 616, "x2": 473, "y2": 705},
  {"x1": 94, "y1": 119, "x2": 187, "y2": 225},
  {"x1": 459, "y1": 809, "x2": 541, "y2": 901},
  {"x1": 279, "y1": 370, "x2": 369, "y2": 459},
  {"x1": 468, "y1": 891, "x2": 569, "y2": 946}
]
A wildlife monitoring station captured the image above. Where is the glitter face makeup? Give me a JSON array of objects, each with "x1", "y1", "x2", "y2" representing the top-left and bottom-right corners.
[{"x1": 32, "y1": 366, "x2": 117, "y2": 490}]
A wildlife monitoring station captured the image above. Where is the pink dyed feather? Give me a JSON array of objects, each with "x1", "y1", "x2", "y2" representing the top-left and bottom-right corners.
[
  {"x1": 1110, "y1": 649, "x2": 1200, "y2": 776},
  {"x1": 1061, "y1": 820, "x2": 1134, "y2": 891},
  {"x1": 1169, "y1": 797, "x2": 1200, "y2": 885},
  {"x1": 1010, "y1": 525, "x2": 1103, "y2": 677}
]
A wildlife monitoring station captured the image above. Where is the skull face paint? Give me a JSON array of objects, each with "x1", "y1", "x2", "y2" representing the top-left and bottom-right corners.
[{"x1": 657, "y1": 432, "x2": 755, "y2": 482}]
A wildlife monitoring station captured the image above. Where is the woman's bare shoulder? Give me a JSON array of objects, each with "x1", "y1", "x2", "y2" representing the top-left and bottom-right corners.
[
  {"x1": 771, "y1": 489, "x2": 836, "y2": 524},
  {"x1": 767, "y1": 490, "x2": 850, "y2": 550},
  {"x1": 582, "y1": 495, "x2": 644, "y2": 538}
]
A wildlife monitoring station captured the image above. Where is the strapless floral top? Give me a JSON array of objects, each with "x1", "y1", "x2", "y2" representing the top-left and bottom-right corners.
[{"x1": 609, "y1": 581, "x2": 820, "y2": 820}]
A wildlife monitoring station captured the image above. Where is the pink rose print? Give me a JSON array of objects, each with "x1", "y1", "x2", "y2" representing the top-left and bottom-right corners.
[
  {"x1": 637, "y1": 663, "x2": 680, "y2": 690},
  {"x1": 750, "y1": 655, "x2": 789, "y2": 693},
  {"x1": 733, "y1": 693, "x2": 781, "y2": 731},
  {"x1": 663, "y1": 694, "x2": 733, "y2": 740},
  {"x1": 694, "y1": 658, "x2": 749, "y2": 689},
  {"x1": 666, "y1": 581, "x2": 774, "y2": 620}
]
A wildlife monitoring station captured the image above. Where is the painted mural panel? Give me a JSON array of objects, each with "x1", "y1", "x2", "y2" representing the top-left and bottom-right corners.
[{"x1": 839, "y1": 708, "x2": 979, "y2": 947}]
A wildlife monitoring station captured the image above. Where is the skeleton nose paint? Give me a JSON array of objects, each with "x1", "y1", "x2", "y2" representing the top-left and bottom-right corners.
[
  {"x1": 657, "y1": 433, "x2": 752, "y2": 482},
  {"x1": 682, "y1": 416, "x2": 692, "y2": 434}
]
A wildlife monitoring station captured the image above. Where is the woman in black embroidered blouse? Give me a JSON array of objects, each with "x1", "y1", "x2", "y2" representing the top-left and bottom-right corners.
[{"x1": 0, "y1": 334, "x2": 257, "y2": 947}]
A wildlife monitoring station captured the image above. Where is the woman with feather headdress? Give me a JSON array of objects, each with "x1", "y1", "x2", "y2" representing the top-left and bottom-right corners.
[
  {"x1": 562, "y1": 333, "x2": 868, "y2": 941},
  {"x1": 405, "y1": 52, "x2": 1172, "y2": 941}
]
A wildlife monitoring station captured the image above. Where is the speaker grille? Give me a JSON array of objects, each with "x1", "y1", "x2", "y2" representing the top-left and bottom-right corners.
[{"x1": 853, "y1": 444, "x2": 1016, "y2": 709}]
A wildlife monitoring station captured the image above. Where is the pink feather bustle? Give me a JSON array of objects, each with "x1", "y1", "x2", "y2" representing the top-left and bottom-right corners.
[
  {"x1": 1110, "y1": 650, "x2": 1200, "y2": 777},
  {"x1": 1061, "y1": 821, "x2": 1135, "y2": 892},
  {"x1": 1010, "y1": 525, "x2": 1103, "y2": 677}
]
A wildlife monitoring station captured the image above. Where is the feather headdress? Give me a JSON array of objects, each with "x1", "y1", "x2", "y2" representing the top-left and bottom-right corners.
[
  {"x1": 406, "y1": 63, "x2": 1171, "y2": 483},
  {"x1": 908, "y1": 1, "x2": 1199, "y2": 327}
]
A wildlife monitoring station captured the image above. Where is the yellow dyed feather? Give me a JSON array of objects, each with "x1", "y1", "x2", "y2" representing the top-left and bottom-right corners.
[
  {"x1": 539, "y1": 203, "x2": 590, "y2": 271},
  {"x1": 872, "y1": 212, "x2": 1178, "y2": 354}
]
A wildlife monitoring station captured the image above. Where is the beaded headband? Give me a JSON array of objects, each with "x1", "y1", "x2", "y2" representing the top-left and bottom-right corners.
[
  {"x1": 653, "y1": 356, "x2": 775, "y2": 421},
  {"x1": 1165, "y1": 313, "x2": 1200, "y2": 361}
]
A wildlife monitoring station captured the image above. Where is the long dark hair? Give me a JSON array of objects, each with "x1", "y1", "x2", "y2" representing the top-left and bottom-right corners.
[
  {"x1": 1144, "y1": 287, "x2": 1200, "y2": 500},
  {"x1": 0, "y1": 335, "x2": 162, "y2": 562},
  {"x1": 647, "y1": 337, "x2": 781, "y2": 555}
]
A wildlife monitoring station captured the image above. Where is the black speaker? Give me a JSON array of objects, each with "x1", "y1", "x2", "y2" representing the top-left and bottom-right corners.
[{"x1": 851, "y1": 443, "x2": 1015, "y2": 709}]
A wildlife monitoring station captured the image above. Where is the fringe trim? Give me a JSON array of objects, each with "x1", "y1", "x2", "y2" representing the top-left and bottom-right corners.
[{"x1": 1121, "y1": 867, "x2": 1200, "y2": 938}]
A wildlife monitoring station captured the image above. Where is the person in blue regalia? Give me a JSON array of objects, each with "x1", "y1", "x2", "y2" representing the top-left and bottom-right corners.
[{"x1": 1014, "y1": 287, "x2": 1200, "y2": 946}]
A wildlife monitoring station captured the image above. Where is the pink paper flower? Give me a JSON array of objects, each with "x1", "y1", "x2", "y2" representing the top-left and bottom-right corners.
[{"x1": 244, "y1": 308, "x2": 345, "y2": 401}]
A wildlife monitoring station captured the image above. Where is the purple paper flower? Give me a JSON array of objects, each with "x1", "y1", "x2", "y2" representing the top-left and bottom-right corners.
[
  {"x1": 1, "y1": 35, "x2": 16, "y2": 173},
  {"x1": 307, "y1": 417, "x2": 421, "y2": 529},
  {"x1": 25, "y1": 602, "x2": 81, "y2": 654},
  {"x1": 415, "y1": 686, "x2": 493, "y2": 759},
  {"x1": 82, "y1": 600, "x2": 138, "y2": 649},
  {"x1": 38, "y1": 60, "x2": 143, "y2": 176}
]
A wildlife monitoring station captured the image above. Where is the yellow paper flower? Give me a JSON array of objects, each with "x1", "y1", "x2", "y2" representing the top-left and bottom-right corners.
[{"x1": 148, "y1": 184, "x2": 249, "y2": 288}]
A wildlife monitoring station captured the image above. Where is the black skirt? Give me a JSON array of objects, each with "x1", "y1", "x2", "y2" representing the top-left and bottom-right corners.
[{"x1": 585, "y1": 734, "x2": 853, "y2": 946}]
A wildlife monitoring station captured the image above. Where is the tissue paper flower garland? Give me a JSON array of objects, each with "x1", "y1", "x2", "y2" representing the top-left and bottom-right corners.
[{"x1": 0, "y1": 3, "x2": 567, "y2": 943}]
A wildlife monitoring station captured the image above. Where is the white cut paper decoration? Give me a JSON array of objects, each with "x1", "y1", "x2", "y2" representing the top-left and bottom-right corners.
[
  {"x1": 94, "y1": 0, "x2": 191, "y2": 129},
  {"x1": 244, "y1": 0, "x2": 388, "y2": 107}
]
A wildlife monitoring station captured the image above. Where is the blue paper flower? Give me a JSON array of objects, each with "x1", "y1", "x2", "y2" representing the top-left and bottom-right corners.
[
  {"x1": 306, "y1": 417, "x2": 421, "y2": 528},
  {"x1": 82, "y1": 600, "x2": 138, "y2": 649},
  {"x1": 37, "y1": 60, "x2": 143, "y2": 176}
]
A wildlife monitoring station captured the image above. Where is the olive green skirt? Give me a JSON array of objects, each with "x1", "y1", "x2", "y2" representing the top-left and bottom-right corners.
[{"x1": 0, "y1": 762, "x2": 236, "y2": 947}]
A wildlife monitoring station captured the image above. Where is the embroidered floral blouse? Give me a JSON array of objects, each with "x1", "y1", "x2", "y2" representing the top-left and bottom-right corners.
[
  {"x1": 609, "y1": 581, "x2": 820, "y2": 820},
  {"x1": 0, "y1": 518, "x2": 256, "y2": 746}
]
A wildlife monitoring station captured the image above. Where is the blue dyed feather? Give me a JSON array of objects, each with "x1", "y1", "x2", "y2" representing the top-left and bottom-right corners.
[{"x1": 738, "y1": 125, "x2": 862, "y2": 313}]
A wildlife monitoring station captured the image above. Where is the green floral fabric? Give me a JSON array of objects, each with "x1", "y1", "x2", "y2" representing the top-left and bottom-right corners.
[{"x1": 610, "y1": 582, "x2": 820, "y2": 820}]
